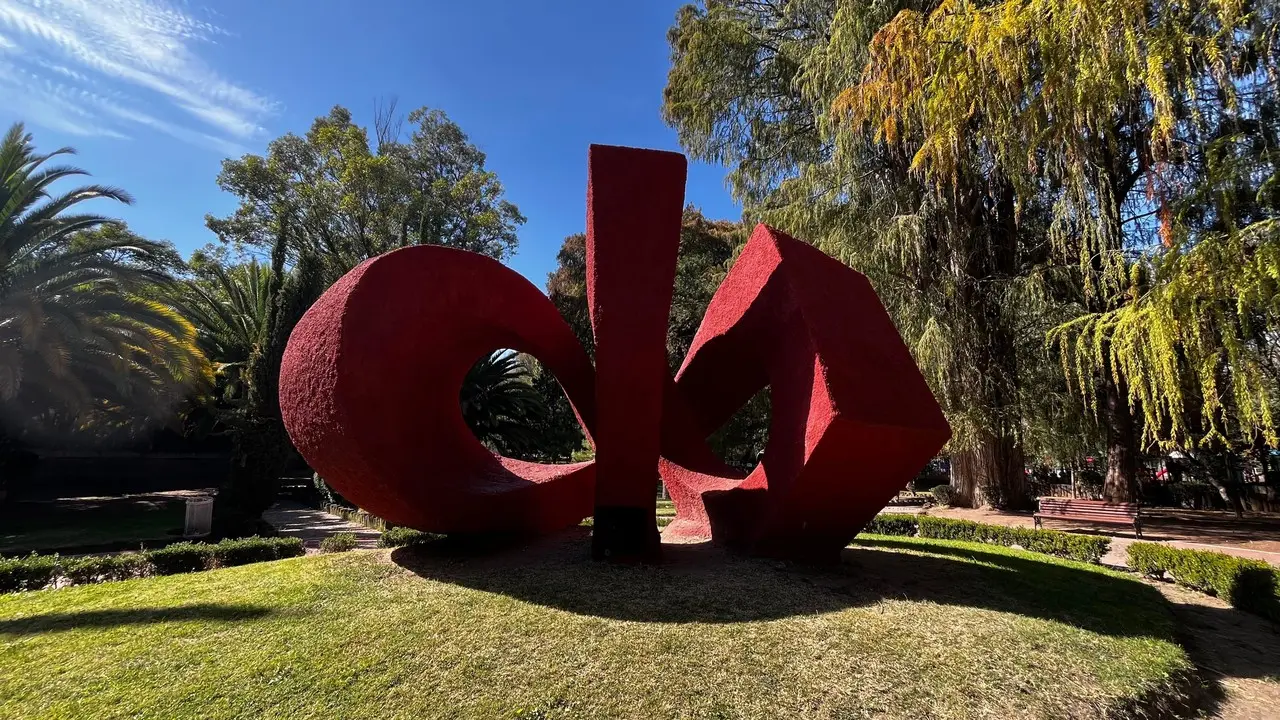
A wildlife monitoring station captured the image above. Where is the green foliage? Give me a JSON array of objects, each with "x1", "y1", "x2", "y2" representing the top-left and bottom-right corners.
[
  {"x1": 172, "y1": 258, "x2": 273, "y2": 402},
  {"x1": 917, "y1": 516, "x2": 1110, "y2": 564},
  {"x1": 62, "y1": 553, "x2": 149, "y2": 585},
  {"x1": 1128, "y1": 542, "x2": 1280, "y2": 619},
  {"x1": 862, "y1": 514, "x2": 918, "y2": 536},
  {"x1": 838, "y1": 0, "x2": 1280, "y2": 453},
  {"x1": 214, "y1": 536, "x2": 304, "y2": 567},
  {"x1": 207, "y1": 105, "x2": 524, "y2": 273},
  {"x1": 0, "y1": 537, "x2": 305, "y2": 593},
  {"x1": 0, "y1": 123, "x2": 209, "y2": 443},
  {"x1": 929, "y1": 485, "x2": 954, "y2": 506},
  {"x1": 0, "y1": 553, "x2": 58, "y2": 592},
  {"x1": 460, "y1": 352, "x2": 550, "y2": 458},
  {"x1": 319, "y1": 532, "x2": 358, "y2": 554},
  {"x1": 377, "y1": 527, "x2": 436, "y2": 548},
  {"x1": 146, "y1": 542, "x2": 215, "y2": 575}
]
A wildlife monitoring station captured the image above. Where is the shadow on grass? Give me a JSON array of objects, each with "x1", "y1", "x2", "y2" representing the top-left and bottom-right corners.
[
  {"x1": 393, "y1": 529, "x2": 1171, "y2": 638},
  {"x1": 0, "y1": 603, "x2": 272, "y2": 636}
]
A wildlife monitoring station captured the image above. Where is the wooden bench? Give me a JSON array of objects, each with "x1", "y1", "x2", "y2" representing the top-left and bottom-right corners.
[{"x1": 1034, "y1": 497, "x2": 1143, "y2": 537}]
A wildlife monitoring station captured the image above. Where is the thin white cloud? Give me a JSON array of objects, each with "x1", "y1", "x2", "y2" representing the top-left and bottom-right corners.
[{"x1": 0, "y1": 0, "x2": 274, "y2": 151}]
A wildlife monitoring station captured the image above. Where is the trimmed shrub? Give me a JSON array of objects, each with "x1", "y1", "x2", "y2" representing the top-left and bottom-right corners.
[
  {"x1": 146, "y1": 542, "x2": 214, "y2": 575},
  {"x1": 377, "y1": 527, "x2": 436, "y2": 548},
  {"x1": 1128, "y1": 542, "x2": 1279, "y2": 618},
  {"x1": 63, "y1": 553, "x2": 149, "y2": 584},
  {"x1": 918, "y1": 516, "x2": 1110, "y2": 564},
  {"x1": 929, "y1": 485, "x2": 954, "y2": 506},
  {"x1": 863, "y1": 514, "x2": 919, "y2": 536},
  {"x1": 320, "y1": 532, "x2": 358, "y2": 553},
  {"x1": 0, "y1": 553, "x2": 58, "y2": 592},
  {"x1": 215, "y1": 536, "x2": 304, "y2": 567}
]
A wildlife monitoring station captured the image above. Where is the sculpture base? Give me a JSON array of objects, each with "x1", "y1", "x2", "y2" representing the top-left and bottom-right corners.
[{"x1": 591, "y1": 506, "x2": 662, "y2": 563}]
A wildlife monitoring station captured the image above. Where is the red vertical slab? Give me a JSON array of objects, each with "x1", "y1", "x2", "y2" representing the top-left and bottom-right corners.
[{"x1": 586, "y1": 144, "x2": 687, "y2": 561}]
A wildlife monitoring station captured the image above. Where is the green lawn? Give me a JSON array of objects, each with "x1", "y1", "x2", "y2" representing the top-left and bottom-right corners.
[
  {"x1": 0, "y1": 496, "x2": 185, "y2": 555},
  {"x1": 0, "y1": 532, "x2": 1198, "y2": 719}
]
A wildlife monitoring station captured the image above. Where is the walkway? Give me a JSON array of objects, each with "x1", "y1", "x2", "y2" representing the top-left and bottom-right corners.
[{"x1": 263, "y1": 500, "x2": 381, "y2": 551}]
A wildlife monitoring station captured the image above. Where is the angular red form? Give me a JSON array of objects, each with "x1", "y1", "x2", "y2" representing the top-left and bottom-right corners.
[
  {"x1": 659, "y1": 225, "x2": 952, "y2": 559},
  {"x1": 278, "y1": 246, "x2": 598, "y2": 534},
  {"x1": 278, "y1": 144, "x2": 951, "y2": 562},
  {"x1": 585, "y1": 145, "x2": 686, "y2": 561}
]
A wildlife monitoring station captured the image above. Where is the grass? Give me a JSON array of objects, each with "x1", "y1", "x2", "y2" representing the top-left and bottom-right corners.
[
  {"x1": 0, "y1": 496, "x2": 184, "y2": 555},
  {"x1": 0, "y1": 531, "x2": 1197, "y2": 719}
]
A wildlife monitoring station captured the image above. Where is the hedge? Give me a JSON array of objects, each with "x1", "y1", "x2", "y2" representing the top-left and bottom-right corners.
[
  {"x1": 62, "y1": 553, "x2": 149, "y2": 584},
  {"x1": 917, "y1": 516, "x2": 1111, "y2": 564},
  {"x1": 0, "y1": 536, "x2": 307, "y2": 593},
  {"x1": 1128, "y1": 542, "x2": 1279, "y2": 619},
  {"x1": 377, "y1": 527, "x2": 437, "y2": 548},
  {"x1": 216, "y1": 536, "x2": 305, "y2": 567},
  {"x1": 863, "y1": 514, "x2": 918, "y2": 536},
  {"x1": 929, "y1": 485, "x2": 954, "y2": 506},
  {"x1": 319, "y1": 532, "x2": 358, "y2": 553},
  {"x1": 0, "y1": 553, "x2": 59, "y2": 593},
  {"x1": 146, "y1": 542, "x2": 215, "y2": 575}
]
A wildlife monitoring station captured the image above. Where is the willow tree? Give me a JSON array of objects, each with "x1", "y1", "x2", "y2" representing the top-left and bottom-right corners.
[
  {"x1": 837, "y1": 0, "x2": 1279, "y2": 500},
  {"x1": 665, "y1": 0, "x2": 1047, "y2": 508}
]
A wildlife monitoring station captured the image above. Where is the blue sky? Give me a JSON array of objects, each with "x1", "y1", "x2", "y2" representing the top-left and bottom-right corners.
[{"x1": 0, "y1": 0, "x2": 739, "y2": 286}]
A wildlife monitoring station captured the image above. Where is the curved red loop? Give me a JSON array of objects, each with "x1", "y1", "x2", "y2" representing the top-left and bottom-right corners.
[{"x1": 279, "y1": 245, "x2": 597, "y2": 534}]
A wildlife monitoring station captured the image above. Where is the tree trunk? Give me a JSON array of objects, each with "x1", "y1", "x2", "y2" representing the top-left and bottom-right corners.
[
  {"x1": 1102, "y1": 375, "x2": 1139, "y2": 502},
  {"x1": 951, "y1": 427, "x2": 1028, "y2": 509}
]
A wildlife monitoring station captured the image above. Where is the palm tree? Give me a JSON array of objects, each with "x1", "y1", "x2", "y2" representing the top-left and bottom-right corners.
[
  {"x1": 173, "y1": 259, "x2": 273, "y2": 402},
  {"x1": 460, "y1": 351, "x2": 549, "y2": 457},
  {"x1": 0, "y1": 122, "x2": 207, "y2": 443}
]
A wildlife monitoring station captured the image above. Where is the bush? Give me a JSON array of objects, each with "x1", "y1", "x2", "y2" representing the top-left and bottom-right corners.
[
  {"x1": 1128, "y1": 542, "x2": 1279, "y2": 618},
  {"x1": 918, "y1": 516, "x2": 1110, "y2": 564},
  {"x1": 62, "y1": 553, "x2": 149, "y2": 584},
  {"x1": 146, "y1": 542, "x2": 214, "y2": 575},
  {"x1": 0, "y1": 553, "x2": 58, "y2": 592},
  {"x1": 320, "y1": 532, "x2": 358, "y2": 553},
  {"x1": 215, "y1": 536, "x2": 304, "y2": 567},
  {"x1": 862, "y1": 514, "x2": 919, "y2": 536},
  {"x1": 929, "y1": 485, "x2": 954, "y2": 506},
  {"x1": 377, "y1": 527, "x2": 436, "y2": 548}
]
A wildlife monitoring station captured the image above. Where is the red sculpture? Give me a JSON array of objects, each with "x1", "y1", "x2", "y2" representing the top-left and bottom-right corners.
[
  {"x1": 659, "y1": 225, "x2": 952, "y2": 560},
  {"x1": 278, "y1": 144, "x2": 950, "y2": 561}
]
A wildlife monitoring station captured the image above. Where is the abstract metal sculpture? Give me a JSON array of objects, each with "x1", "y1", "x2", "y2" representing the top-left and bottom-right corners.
[{"x1": 279, "y1": 144, "x2": 950, "y2": 562}]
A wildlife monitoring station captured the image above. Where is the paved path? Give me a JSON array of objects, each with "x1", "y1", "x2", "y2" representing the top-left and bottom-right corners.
[{"x1": 263, "y1": 500, "x2": 381, "y2": 551}]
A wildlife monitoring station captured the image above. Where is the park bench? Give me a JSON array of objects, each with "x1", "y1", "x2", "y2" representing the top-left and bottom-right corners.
[{"x1": 1034, "y1": 497, "x2": 1143, "y2": 537}]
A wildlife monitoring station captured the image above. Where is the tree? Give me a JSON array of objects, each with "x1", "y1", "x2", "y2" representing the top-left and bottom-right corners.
[
  {"x1": 664, "y1": 0, "x2": 1041, "y2": 508},
  {"x1": 207, "y1": 105, "x2": 524, "y2": 276},
  {"x1": 839, "y1": 0, "x2": 1280, "y2": 501},
  {"x1": 173, "y1": 258, "x2": 273, "y2": 402},
  {"x1": 460, "y1": 351, "x2": 550, "y2": 459},
  {"x1": 0, "y1": 123, "x2": 207, "y2": 447}
]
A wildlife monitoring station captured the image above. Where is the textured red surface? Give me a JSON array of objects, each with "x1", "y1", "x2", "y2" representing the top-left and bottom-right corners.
[
  {"x1": 658, "y1": 225, "x2": 952, "y2": 558},
  {"x1": 278, "y1": 246, "x2": 598, "y2": 534},
  {"x1": 278, "y1": 144, "x2": 950, "y2": 561},
  {"x1": 585, "y1": 145, "x2": 686, "y2": 560}
]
